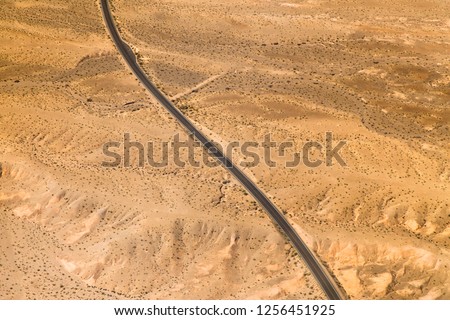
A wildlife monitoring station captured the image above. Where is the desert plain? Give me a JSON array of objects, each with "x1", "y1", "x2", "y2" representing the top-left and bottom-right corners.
[{"x1": 0, "y1": 0, "x2": 449, "y2": 299}]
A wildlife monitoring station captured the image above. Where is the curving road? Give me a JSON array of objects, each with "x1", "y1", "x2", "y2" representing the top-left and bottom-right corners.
[{"x1": 100, "y1": 0, "x2": 345, "y2": 300}]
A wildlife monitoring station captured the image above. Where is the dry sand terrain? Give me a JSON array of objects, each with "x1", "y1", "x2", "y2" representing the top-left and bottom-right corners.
[{"x1": 1, "y1": 0, "x2": 449, "y2": 299}]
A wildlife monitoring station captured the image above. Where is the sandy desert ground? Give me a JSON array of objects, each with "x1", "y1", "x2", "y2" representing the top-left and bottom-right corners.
[{"x1": 0, "y1": 0, "x2": 449, "y2": 299}]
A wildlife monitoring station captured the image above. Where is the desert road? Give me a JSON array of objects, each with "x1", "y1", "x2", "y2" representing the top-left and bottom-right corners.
[{"x1": 100, "y1": 0, "x2": 345, "y2": 300}]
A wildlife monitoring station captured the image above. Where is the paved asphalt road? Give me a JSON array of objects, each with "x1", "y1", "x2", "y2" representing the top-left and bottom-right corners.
[{"x1": 100, "y1": 0, "x2": 344, "y2": 300}]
